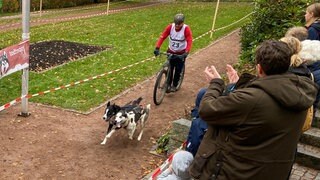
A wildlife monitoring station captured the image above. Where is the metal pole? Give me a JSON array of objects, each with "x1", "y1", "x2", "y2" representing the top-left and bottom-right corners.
[
  {"x1": 39, "y1": 0, "x2": 42, "y2": 17},
  {"x1": 210, "y1": 0, "x2": 220, "y2": 38},
  {"x1": 107, "y1": 0, "x2": 110, "y2": 15},
  {"x1": 20, "y1": 0, "x2": 30, "y2": 117}
]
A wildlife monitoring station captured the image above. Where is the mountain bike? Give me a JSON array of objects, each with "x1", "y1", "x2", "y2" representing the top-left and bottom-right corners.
[{"x1": 153, "y1": 52, "x2": 186, "y2": 105}]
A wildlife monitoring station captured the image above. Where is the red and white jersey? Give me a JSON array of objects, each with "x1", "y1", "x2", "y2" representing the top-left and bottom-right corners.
[
  {"x1": 155, "y1": 23, "x2": 193, "y2": 54},
  {"x1": 169, "y1": 23, "x2": 187, "y2": 52}
]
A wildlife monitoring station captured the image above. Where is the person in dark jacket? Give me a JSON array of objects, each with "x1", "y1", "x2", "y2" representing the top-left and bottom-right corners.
[
  {"x1": 186, "y1": 88, "x2": 208, "y2": 157},
  {"x1": 186, "y1": 66, "x2": 243, "y2": 157},
  {"x1": 304, "y1": 3, "x2": 320, "y2": 40},
  {"x1": 189, "y1": 40, "x2": 318, "y2": 180},
  {"x1": 285, "y1": 26, "x2": 320, "y2": 126}
]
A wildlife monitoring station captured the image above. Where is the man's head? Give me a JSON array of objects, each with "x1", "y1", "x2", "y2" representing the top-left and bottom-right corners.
[
  {"x1": 255, "y1": 40, "x2": 291, "y2": 77},
  {"x1": 174, "y1": 13, "x2": 185, "y2": 30},
  {"x1": 285, "y1": 26, "x2": 308, "y2": 41}
]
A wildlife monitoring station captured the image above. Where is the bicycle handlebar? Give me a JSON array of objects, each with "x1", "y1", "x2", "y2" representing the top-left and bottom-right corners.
[{"x1": 158, "y1": 52, "x2": 185, "y2": 60}]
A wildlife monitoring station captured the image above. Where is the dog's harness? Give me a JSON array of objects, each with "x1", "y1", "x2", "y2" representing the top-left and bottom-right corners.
[{"x1": 120, "y1": 106, "x2": 144, "y2": 128}]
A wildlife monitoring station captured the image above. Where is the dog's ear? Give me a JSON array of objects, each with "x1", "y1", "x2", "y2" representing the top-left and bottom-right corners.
[
  {"x1": 107, "y1": 101, "x2": 110, "y2": 107},
  {"x1": 115, "y1": 105, "x2": 121, "y2": 112}
]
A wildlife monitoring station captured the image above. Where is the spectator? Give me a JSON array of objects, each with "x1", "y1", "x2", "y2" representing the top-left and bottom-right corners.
[
  {"x1": 186, "y1": 65, "x2": 241, "y2": 157},
  {"x1": 186, "y1": 88, "x2": 208, "y2": 157},
  {"x1": 189, "y1": 40, "x2": 317, "y2": 179},
  {"x1": 157, "y1": 150, "x2": 194, "y2": 180},
  {"x1": 154, "y1": 13, "x2": 193, "y2": 92},
  {"x1": 285, "y1": 26, "x2": 309, "y2": 41},
  {"x1": 279, "y1": 36, "x2": 303, "y2": 67},
  {"x1": 304, "y1": 3, "x2": 320, "y2": 40},
  {"x1": 285, "y1": 26, "x2": 320, "y2": 126}
]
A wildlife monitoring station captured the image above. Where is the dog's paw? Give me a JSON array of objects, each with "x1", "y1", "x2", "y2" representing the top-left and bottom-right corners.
[{"x1": 100, "y1": 141, "x2": 106, "y2": 145}]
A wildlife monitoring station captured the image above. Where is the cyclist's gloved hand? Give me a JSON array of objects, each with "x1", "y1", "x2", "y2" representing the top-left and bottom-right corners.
[
  {"x1": 182, "y1": 52, "x2": 189, "y2": 59},
  {"x1": 154, "y1": 48, "x2": 160, "y2": 56}
]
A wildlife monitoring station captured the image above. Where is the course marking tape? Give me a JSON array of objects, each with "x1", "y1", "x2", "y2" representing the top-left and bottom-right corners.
[
  {"x1": 0, "y1": 4, "x2": 159, "y2": 30},
  {"x1": 149, "y1": 141, "x2": 187, "y2": 180},
  {"x1": 0, "y1": 57, "x2": 154, "y2": 111}
]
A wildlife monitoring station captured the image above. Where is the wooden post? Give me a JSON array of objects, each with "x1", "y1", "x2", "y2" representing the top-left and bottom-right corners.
[
  {"x1": 107, "y1": 0, "x2": 110, "y2": 15},
  {"x1": 210, "y1": 0, "x2": 220, "y2": 38},
  {"x1": 39, "y1": 0, "x2": 42, "y2": 17}
]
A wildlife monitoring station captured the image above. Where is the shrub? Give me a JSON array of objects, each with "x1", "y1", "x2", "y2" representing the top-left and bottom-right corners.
[
  {"x1": 2, "y1": 0, "x2": 20, "y2": 12},
  {"x1": 240, "y1": 0, "x2": 312, "y2": 63}
]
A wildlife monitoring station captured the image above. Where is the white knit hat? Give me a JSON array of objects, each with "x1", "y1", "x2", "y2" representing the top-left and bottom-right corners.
[{"x1": 171, "y1": 150, "x2": 194, "y2": 179}]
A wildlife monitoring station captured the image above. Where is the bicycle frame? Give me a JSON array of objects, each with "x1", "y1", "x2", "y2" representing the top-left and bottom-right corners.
[{"x1": 153, "y1": 52, "x2": 186, "y2": 105}]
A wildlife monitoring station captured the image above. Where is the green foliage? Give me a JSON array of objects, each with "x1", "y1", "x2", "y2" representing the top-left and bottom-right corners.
[
  {"x1": 2, "y1": 0, "x2": 19, "y2": 12},
  {"x1": 156, "y1": 132, "x2": 170, "y2": 154},
  {"x1": 240, "y1": 0, "x2": 312, "y2": 63},
  {"x1": 31, "y1": 0, "x2": 95, "y2": 10}
]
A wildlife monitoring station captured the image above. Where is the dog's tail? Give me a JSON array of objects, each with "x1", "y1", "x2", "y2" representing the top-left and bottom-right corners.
[
  {"x1": 132, "y1": 97, "x2": 143, "y2": 106},
  {"x1": 142, "y1": 104, "x2": 151, "y2": 121}
]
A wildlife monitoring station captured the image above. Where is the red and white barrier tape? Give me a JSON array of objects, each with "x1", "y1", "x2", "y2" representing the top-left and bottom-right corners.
[
  {"x1": 0, "y1": 57, "x2": 155, "y2": 112},
  {"x1": 193, "y1": 12, "x2": 253, "y2": 41},
  {"x1": 0, "y1": 4, "x2": 159, "y2": 30},
  {"x1": 149, "y1": 141, "x2": 187, "y2": 180}
]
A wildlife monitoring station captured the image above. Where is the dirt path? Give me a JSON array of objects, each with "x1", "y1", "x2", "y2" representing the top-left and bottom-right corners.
[{"x1": 0, "y1": 30, "x2": 240, "y2": 179}]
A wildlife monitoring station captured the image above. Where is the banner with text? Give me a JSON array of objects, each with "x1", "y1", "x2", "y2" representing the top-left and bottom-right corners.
[{"x1": 0, "y1": 41, "x2": 29, "y2": 79}]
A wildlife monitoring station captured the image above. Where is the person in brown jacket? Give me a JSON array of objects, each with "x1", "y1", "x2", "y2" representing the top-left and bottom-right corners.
[{"x1": 189, "y1": 40, "x2": 318, "y2": 180}]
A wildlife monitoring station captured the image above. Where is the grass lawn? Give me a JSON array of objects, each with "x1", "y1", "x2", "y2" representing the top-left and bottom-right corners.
[{"x1": 0, "y1": 2, "x2": 253, "y2": 112}]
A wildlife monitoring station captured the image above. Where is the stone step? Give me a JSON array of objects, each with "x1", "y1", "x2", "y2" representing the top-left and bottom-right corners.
[
  {"x1": 300, "y1": 127, "x2": 320, "y2": 148},
  {"x1": 296, "y1": 143, "x2": 320, "y2": 170}
]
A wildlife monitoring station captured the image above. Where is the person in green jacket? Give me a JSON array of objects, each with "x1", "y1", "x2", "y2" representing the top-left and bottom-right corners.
[{"x1": 189, "y1": 40, "x2": 318, "y2": 180}]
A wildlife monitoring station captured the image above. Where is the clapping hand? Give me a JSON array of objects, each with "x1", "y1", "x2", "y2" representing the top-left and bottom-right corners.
[
  {"x1": 204, "y1": 65, "x2": 221, "y2": 82},
  {"x1": 226, "y1": 64, "x2": 239, "y2": 83}
]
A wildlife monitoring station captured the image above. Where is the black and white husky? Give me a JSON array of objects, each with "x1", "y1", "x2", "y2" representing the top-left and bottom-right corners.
[
  {"x1": 0, "y1": 52, "x2": 9, "y2": 76},
  {"x1": 101, "y1": 97, "x2": 150, "y2": 145}
]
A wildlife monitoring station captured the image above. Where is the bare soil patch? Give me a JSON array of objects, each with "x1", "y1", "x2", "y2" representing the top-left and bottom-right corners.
[
  {"x1": 0, "y1": 31, "x2": 241, "y2": 179},
  {"x1": 30, "y1": 40, "x2": 109, "y2": 72}
]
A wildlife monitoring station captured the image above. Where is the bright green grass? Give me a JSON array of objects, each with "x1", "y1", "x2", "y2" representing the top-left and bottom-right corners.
[
  {"x1": 0, "y1": 2, "x2": 253, "y2": 112},
  {"x1": 0, "y1": 1, "x2": 151, "y2": 26}
]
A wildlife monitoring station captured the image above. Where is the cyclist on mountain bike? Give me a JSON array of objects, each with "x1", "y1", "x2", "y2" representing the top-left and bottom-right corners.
[{"x1": 154, "y1": 13, "x2": 193, "y2": 92}]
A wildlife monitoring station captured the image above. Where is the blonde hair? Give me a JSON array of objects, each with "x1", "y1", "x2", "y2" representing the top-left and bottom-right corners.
[
  {"x1": 306, "y1": 3, "x2": 320, "y2": 27},
  {"x1": 285, "y1": 26, "x2": 308, "y2": 41},
  {"x1": 279, "y1": 37, "x2": 303, "y2": 67}
]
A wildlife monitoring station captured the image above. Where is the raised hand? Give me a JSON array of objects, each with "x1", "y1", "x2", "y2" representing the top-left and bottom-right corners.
[
  {"x1": 226, "y1": 64, "x2": 239, "y2": 83},
  {"x1": 204, "y1": 65, "x2": 221, "y2": 82}
]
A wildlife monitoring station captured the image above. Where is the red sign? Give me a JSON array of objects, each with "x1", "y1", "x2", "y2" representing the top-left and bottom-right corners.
[{"x1": 0, "y1": 41, "x2": 29, "y2": 79}]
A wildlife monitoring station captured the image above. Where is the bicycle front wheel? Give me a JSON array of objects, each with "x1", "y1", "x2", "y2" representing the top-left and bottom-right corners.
[{"x1": 153, "y1": 69, "x2": 168, "y2": 105}]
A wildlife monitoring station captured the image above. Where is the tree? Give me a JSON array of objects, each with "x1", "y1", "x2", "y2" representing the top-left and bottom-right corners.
[{"x1": 240, "y1": 0, "x2": 312, "y2": 63}]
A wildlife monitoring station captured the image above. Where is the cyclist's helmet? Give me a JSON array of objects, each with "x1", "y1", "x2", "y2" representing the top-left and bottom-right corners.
[{"x1": 174, "y1": 13, "x2": 185, "y2": 25}]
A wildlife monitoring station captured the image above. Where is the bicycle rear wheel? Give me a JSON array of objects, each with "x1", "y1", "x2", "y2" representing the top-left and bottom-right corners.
[
  {"x1": 176, "y1": 65, "x2": 185, "y2": 91},
  {"x1": 153, "y1": 69, "x2": 168, "y2": 105}
]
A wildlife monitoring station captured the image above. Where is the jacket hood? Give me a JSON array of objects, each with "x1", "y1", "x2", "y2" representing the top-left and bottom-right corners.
[
  {"x1": 248, "y1": 73, "x2": 317, "y2": 111},
  {"x1": 171, "y1": 150, "x2": 194, "y2": 179}
]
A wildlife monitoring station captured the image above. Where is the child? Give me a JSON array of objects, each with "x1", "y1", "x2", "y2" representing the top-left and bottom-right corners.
[{"x1": 157, "y1": 150, "x2": 194, "y2": 180}]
